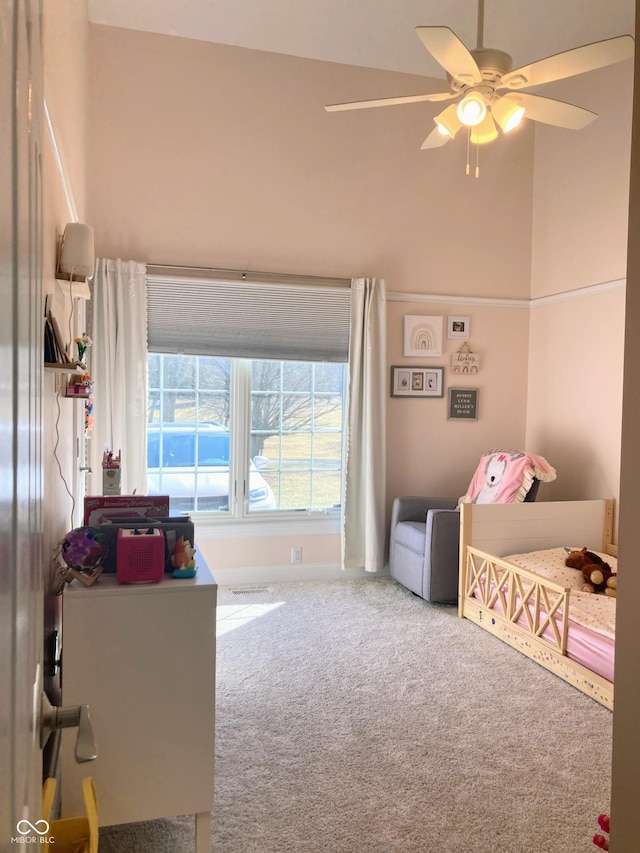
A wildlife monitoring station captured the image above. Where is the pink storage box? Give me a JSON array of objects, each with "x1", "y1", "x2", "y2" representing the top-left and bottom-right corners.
[{"x1": 116, "y1": 528, "x2": 165, "y2": 584}]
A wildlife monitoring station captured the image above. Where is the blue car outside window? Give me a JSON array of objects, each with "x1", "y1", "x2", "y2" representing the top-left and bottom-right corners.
[
  {"x1": 197, "y1": 434, "x2": 230, "y2": 466},
  {"x1": 147, "y1": 433, "x2": 160, "y2": 468},
  {"x1": 147, "y1": 430, "x2": 230, "y2": 469}
]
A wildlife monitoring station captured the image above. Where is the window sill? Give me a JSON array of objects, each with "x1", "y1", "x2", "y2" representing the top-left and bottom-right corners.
[{"x1": 192, "y1": 511, "x2": 341, "y2": 538}]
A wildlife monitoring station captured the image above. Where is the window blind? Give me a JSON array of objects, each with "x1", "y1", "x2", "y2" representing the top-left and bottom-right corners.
[{"x1": 146, "y1": 272, "x2": 351, "y2": 363}]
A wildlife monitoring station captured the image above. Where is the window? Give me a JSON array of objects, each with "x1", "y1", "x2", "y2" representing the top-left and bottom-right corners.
[
  {"x1": 147, "y1": 353, "x2": 346, "y2": 516},
  {"x1": 145, "y1": 271, "x2": 351, "y2": 519},
  {"x1": 249, "y1": 359, "x2": 345, "y2": 512}
]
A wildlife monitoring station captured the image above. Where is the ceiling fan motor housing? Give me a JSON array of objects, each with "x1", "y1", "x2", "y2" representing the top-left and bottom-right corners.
[{"x1": 448, "y1": 47, "x2": 514, "y2": 92}]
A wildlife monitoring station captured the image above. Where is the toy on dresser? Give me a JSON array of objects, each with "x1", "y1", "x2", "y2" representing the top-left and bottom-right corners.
[
  {"x1": 61, "y1": 526, "x2": 107, "y2": 587},
  {"x1": 116, "y1": 527, "x2": 165, "y2": 583},
  {"x1": 171, "y1": 536, "x2": 198, "y2": 579}
]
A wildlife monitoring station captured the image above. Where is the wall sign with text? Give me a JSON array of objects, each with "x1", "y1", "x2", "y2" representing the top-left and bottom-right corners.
[
  {"x1": 448, "y1": 388, "x2": 479, "y2": 420},
  {"x1": 451, "y1": 348, "x2": 480, "y2": 374}
]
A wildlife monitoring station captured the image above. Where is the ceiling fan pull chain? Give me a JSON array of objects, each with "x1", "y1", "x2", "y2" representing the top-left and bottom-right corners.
[
  {"x1": 475, "y1": 142, "x2": 480, "y2": 179},
  {"x1": 465, "y1": 128, "x2": 471, "y2": 176}
]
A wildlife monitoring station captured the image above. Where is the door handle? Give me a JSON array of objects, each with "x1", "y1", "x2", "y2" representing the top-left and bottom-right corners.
[{"x1": 40, "y1": 692, "x2": 98, "y2": 763}]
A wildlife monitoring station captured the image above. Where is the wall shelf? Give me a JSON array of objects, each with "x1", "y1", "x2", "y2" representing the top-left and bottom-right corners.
[{"x1": 44, "y1": 361, "x2": 86, "y2": 374}]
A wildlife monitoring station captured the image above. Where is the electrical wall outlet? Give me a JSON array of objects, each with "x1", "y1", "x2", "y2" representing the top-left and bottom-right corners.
[{"x1": 291, "y1": 546, "x2": 302, "y2": 564}]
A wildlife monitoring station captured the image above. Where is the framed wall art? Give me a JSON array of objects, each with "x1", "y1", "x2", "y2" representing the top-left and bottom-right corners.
[
  {"x1": 448, "y1": 387, "x2": 479, "y2": 420},
  {"x1": 403, "y1": 315, "x2": 443, "y2": 357},
  {"x1": 391, "y1": 366, "x2": 444, "y2": 398},
  {"x1": 451, "y1": 342, "x2": 480, "y2": 374},
  {"x1": 447, "y1": 316, "x2": 471, "y2": 339}
]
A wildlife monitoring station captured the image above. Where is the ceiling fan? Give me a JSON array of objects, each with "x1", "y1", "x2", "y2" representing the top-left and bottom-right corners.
[{"x1": 325, "y1": 0, "x2": 634, "y2": 166}]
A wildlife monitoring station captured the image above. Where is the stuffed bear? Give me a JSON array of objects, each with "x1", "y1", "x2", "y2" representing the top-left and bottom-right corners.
[{"x1": 565, "y1": 547, "x2": 617, "y2": 597}]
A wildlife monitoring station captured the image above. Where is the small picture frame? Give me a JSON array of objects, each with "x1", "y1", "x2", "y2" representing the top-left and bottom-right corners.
[
  {"x1": 391, "y1": 366, "x2": 444, "y2": 398},
  {"x1": 447, "y1": 316, "x2": 471, "y2": 339},
  {"x1": 403, "y1": 315, "x2": 443, "y2": 357},
  {"x1": 451, "y1": 343, "x2": 480, "y2": 374},
  {"x1": 448, "y1": 387, "x2": 479, "y2": 420}
]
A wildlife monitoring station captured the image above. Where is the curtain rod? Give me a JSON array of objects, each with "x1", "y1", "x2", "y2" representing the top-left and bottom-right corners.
[{"x1": 146, "y1": 264, "x2": 351, "y2": 288}]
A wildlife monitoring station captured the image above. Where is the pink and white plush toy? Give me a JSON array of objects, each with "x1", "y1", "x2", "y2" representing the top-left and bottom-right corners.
[
  {"x1": 459, "y1": 449, "x2": 557, "y2": 506},
  {"x1": 473, "y1": 453, "x2": 509, "y2": 503}
]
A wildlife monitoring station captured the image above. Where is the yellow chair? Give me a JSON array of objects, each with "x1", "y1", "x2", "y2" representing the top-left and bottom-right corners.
[{"x1": 42, "y1": 776, "x2": 99, "y2": 853}]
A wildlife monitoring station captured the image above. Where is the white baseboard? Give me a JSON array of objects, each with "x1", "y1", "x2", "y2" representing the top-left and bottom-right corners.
[{"x1": 212, "y1": 562, "x2": 389, "y2": 586}]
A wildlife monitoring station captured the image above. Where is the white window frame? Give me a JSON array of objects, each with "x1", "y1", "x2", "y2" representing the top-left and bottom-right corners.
[{"x1": 147, "y1": 354, "x2": 346, "y2": 528}]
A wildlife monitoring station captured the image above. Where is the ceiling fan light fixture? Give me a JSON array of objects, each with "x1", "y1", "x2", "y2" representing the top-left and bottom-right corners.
[
  {"x1": 456, "y1": 91, "x2": 487, "y2": 127},
  {"x1": 434, "y1": 104, "x2": 462, "y2": 138},
  {"x1": 492, "y1": 97, "x2": 525, "y2": 133},
  {"x1": 324, "y1": 4, "x2": 633, "y2": 172},
  {"x1": 470, "y1": 114, "x2": 498, "y2": 145}
]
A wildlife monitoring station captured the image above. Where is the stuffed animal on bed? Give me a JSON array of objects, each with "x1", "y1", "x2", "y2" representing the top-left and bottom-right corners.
[{"x1": 565, "y1": 547, "x2": 617, "y2": 597}]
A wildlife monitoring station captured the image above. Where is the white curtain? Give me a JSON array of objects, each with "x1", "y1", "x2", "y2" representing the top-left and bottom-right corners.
[
  {"x1": 342, "y1": 277, "x2": 387, "y2": 572},
  {"x1": 87, "y1": 258, "x2": 148, "y2": 496}
]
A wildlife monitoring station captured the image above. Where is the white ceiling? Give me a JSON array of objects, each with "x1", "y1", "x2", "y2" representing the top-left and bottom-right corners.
[{"x1": 88, "y1": 0, "x2": 635, "y2": 80}]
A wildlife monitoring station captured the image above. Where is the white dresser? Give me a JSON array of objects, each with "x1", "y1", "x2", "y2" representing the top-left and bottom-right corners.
[{"x1": 60, "y1": 557, "x2": 217, "y2": 852}]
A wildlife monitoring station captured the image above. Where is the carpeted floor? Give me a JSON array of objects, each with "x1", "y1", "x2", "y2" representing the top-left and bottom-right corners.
[{"x1": 99, "y1": 577, "x2": 612, "y2": 852}]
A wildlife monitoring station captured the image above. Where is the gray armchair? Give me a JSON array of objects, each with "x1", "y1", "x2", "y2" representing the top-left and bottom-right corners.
[{"x1": 389, "y1": 480, "x2": 540, "y2": 603}]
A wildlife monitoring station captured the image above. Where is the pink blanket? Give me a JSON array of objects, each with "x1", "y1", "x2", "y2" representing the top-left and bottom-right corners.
[{"x1": 460, "y1": 449, "x2": 557, "y2": 505}]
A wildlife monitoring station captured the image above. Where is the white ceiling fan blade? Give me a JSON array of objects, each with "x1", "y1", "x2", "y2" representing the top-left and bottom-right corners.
[
  {"x1": 420, "y1": 126, "x2": 452, "y2": 150},
  {"x1": 325, "y1": 91, "x2": 456, "y2": 112},
  {"x1": 500, "y1": 34, "x2": 635, "y2": 90},
  {"x1": 415, "y1": 26, "x2": 482, "y2": 86},
  {"x1": 503, "y1": 92, "x2": 597, "y2": 129}
]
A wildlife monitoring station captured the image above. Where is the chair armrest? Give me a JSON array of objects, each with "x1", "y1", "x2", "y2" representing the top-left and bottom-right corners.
[
  {"x1": 425, "y1": 508, "x2": 461, "y2": 602},
  {"x1": 426, "y1": 508, "x2": 460, "y2": 559}
]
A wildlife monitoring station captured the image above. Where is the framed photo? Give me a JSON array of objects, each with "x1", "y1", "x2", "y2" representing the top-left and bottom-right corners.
[
  {"x1": 448, "y1": 387, "x2": 479, "y2": 420},
  {"x1": 447, "y1": 316, "x2": 471, "y2": 339},
  {"x1": 391, "y1": 366, "x2": 444, "y2": 398},
  {"x1": 403, "y1": 315, "x2": 443, "y2": 357}
]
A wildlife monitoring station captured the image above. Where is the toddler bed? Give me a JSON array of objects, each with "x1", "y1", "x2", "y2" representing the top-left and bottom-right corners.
[{"x1": 458, "y1": 499, "x2": 616, "y2": 709}]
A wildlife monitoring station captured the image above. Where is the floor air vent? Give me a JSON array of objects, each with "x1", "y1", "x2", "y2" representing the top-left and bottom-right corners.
[{"x1": 230, "y1": 587, "x2": 271, "y2": 595}]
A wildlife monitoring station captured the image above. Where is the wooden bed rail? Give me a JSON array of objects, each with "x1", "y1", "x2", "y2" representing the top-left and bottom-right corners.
[
  {"x1": 457, "y1": 500, "x2": 615, "y2": 710},
  {"x1": 463, "y1": 547, "x2": 571, "y2": 654}
]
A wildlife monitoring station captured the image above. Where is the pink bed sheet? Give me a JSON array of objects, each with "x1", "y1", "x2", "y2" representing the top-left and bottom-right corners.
[{"x1": 472, "y1": 587, "x2": 615, "y2": 683}]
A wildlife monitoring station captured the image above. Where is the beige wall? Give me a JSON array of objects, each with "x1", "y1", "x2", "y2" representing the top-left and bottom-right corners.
[
  {"x1": 386, "y1": 298, "x2": 530, "y2": 504},
  {"x1": 86, "y1": 24, "x2": 536, "y2": 574},
  {"x1": 526, "y1": 288, "x2": 625, "y2": 507},
  {"x1": 42, "y1": 2, "x2": 90, "y2": 550},
  {"x1": 530, "y1": 62, "x2": 633, "y2": 300},
  {"x1": 43, "y1": 0, "x2": 89, "y2": 222},
  {"x1": 87, "y1": 27, "x2": 534, "y2": 301},
  {"x1": 526, "y1": 60, "x2": 633, "y2": 532},
  {"x1": 83, "y1": 24, "x2": 632, "y2": 573}
]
